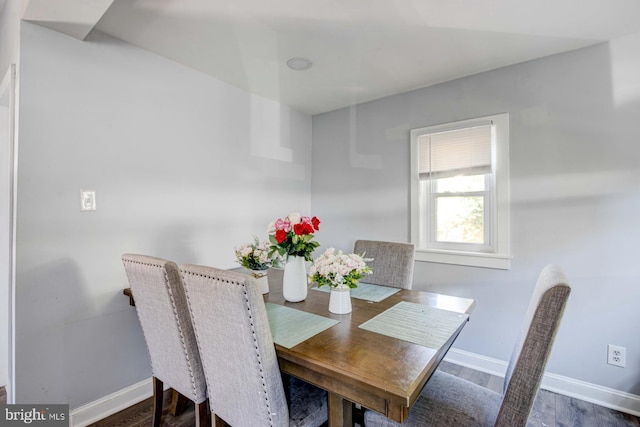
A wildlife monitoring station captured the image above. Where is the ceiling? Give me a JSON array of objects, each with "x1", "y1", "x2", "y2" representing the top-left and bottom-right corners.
[{"x1": 21, "y1": 0, "x2": 640, "y2": 115}]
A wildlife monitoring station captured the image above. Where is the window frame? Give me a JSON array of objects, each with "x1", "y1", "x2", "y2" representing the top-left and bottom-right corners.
[{"x1": 410, "y1": 113, "x2": 511, "y2": 269}]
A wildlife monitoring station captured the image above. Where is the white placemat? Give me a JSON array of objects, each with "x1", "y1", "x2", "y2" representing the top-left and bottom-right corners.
[
  {"x1": 265, "y1": 302, "x2": 339, "y2": 349},
  {"x1": 311, "y1": 282, "x2": 400, "y2": 302},
  {"x1": 359, "y1": 301, "x2": 469, "y2": 349}
]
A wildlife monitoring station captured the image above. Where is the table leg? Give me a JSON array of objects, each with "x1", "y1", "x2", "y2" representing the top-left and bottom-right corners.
[{"x1": 328, "y1": 392, "x2": 353, "y2": 427}]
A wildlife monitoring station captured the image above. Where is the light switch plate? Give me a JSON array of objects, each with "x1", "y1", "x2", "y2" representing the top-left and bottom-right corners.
[{"x1": 80, "y1": 190, "x2": 96, "y2": 211}]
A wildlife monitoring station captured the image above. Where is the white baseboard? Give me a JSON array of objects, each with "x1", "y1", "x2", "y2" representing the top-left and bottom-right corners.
[
  {"x1": 445, "y1": 348, "x2": 509, "y2": 377},
  {"x1": 70, "y1": 350, "x2": 640, "y2": 426},
  {"x1": 445, "y1": 348, "x2": 640, "y2": 417},
  {"x1": 70, "y1": 378, "x2": 153, "y2": 427}
]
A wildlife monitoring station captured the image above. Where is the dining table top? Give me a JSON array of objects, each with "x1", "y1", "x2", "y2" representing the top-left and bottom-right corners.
[
  {"x1": 123, "y1": 266, "x2": 475, "y2": 426},
  {"x1": 261, "y1": 268, "x2": 475, "y2": 426}
]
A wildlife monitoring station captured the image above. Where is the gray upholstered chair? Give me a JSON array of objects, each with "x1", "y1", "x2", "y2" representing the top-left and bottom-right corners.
[
  {"x1": 353, "y1": 240, "x2": 415, "y2": 289},
  {"x1": 122, "y1": 254, "x2": 209, "y2": 427},
  {"x1": 364, "y1": 264, "x2": 571, "y2": 427},
  {"x1": 180, "y1": 264, "x2": 328, "y2": 427}
]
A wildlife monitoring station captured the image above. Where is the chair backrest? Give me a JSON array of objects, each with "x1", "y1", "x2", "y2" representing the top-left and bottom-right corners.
[
  {"x1": 496, "y1": 264, "x2": 571, "y2": 427},
  {"x1": 121, "y1": 254, "x2": 207, "y2": 403},
  {"x1": 180, "y1": 264, "x2": 289, "y2": 427},
  {"x1": 353, "y1": 240, "x2": 415, "y2": 289}
]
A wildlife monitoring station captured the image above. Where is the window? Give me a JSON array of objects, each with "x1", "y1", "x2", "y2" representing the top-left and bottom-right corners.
[{"x1": 410, "y1": 113, "x2": 510, "y2": 269}]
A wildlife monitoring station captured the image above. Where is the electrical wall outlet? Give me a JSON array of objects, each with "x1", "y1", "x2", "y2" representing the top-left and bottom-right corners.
[{"x1": 607, "y1": 344, "x2": 626, "y2": 368}]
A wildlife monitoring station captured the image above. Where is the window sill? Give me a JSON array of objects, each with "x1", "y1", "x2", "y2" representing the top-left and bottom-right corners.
[{"x1": 415, "y1": 249, "x2": 512, "y2": 270}]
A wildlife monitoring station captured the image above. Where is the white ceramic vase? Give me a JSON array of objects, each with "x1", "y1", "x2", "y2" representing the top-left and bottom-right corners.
[
  {"x1": 251, "y1": 269, "x2": 269, "y2": 294},
  {"x1": 282, "y1": 255, "x2": 308, "y2": 302},
  {"x1": 328, "y1": 286, "x2": 352, "y2": 314}
]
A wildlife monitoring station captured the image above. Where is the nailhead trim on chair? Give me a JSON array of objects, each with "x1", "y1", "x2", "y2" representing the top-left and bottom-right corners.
[
  {"x1": 182, "y1": 270, "x2": 277, "y2": 425},
  {"x1": 123, "y1": 257, "x2": 202, "y2": 402}
]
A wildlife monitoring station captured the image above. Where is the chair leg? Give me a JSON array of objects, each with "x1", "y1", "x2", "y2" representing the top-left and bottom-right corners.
[
  {"x1": 214, "y1": 414, "x2": 229, "y2": 427},
  {"x1": 152, "y1": 376, "x2": 163, "y2": 427},
  {"x1": 171, "y1": 389, "x2": 188, "y2": 416},
  {"x1": 195, "y1": 400, "x2": 210, "y2": 427}
]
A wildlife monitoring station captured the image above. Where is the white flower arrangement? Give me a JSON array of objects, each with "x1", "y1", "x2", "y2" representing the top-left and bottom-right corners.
[
  {"x1": 309, "y1": 248, "x2": 372, "y2": 289},
  {"x1": 235, "y1": 237, "x2": 281, "y2": 271}
]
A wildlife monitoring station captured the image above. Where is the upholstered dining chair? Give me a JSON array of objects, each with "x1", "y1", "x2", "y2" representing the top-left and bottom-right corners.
[
  {"x1": 353, "y1": 240, "x2": 416, "y2": 289},
  {"x1": 122, "y1": 254, "x2": 209, "y2": 427},
  {"x1": 364, "y1": 264, "x2": 571, "y2": 427},
  {"x1": 180, "y1": 264, "x2": 328, "y2": 427}
]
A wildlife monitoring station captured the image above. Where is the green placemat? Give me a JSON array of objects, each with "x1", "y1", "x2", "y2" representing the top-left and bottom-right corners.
[
  {"x1": 265, "y1": 303, "x2": 339, "y2": 349},
  {"x1": 311, "y1": 282, "x2": 401, "y2": 302},
  {"x1": 359, "y1": 301, "x2": 469, "y2": 349}
]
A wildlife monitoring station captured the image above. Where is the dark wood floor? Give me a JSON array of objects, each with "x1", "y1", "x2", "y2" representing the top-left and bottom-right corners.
[
  {"x1": 437, "y1": 361, "x2": 640, "y2": 427},
  {"x1": 88, "y1": 389, "x2": 197, "y2": 427},
  {"x1": 89, "y1": 362, "x2": 640, "y2": 427},
  {"x1": 0, "y1": 386, "x2": 6, "y2": 405}
]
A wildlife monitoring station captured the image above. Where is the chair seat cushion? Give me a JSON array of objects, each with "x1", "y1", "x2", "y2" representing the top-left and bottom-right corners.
[
  {"x1": 364, "y1": 370, "x2": 502, "y2": 427},
  {"x1": 288, "y1": 377, "x2": 328, "y2": 427}
]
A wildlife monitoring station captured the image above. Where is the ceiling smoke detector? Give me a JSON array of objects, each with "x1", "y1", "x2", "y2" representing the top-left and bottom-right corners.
[{"x1": 287, "y1": 57, "x2": 313, "y2": 71}]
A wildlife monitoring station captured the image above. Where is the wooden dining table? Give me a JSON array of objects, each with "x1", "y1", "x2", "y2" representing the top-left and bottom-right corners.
[{"x1": 123, "y1": 267, "x2": 475, "y2": 427}]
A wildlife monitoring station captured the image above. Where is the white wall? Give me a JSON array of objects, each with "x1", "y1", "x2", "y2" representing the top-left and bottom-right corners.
[
  {"x1": 16, "y1": 22, "x2": 312, "y2": 407},
  {"x1": 0, "y1": 0, "x2": 22, "y2": 79},
  {"x1": 312, "y1": 33, "x2": 640, "y2": 394},
  {"x1": 0, "y1": 76, "x2": 10, "y2": 390},
  {"x1": 12, "y1": 9, "x2": 640, "y2": 410},
  {"x1": 0, "y1": 0, "x2": 22, "y2": 397}
]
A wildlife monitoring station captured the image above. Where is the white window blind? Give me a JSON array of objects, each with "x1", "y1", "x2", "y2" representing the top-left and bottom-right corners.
[{"x1": 418, "y1": 123, "x2": 492, "y2": 180}]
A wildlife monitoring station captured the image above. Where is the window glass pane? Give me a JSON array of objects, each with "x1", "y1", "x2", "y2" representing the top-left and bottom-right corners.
[
  {"x1": 435, "y1": 175, "x2": 485, "y2": 193},
  {"x1": 436, "y1": 196, "x2": 484, "y2": 243}
]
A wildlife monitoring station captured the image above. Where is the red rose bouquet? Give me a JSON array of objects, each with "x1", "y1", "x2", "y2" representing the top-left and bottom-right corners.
[{"x1": 268, "y1": 212, "x2": 320, "y2": 262}]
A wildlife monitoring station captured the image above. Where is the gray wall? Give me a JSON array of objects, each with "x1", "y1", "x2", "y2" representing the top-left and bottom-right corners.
[
  {"x1": 0, "y1": 0, "x2": 21, "y2": 394},
  {"x1": 312, "y1": 32, "x2": 640, "y2": 393},
  {"x1": 0, "y1": 0, "x2": 21, "y2": 79},
  {"x1": 16, "y1": 22, "x2": 312, "y2": 407},
  {"x1": 9, "y1": 9, "x2": 640, "y2": 408},
  {"x1": 0, "y1": 67, "x2": 11, "y2": 389}
]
